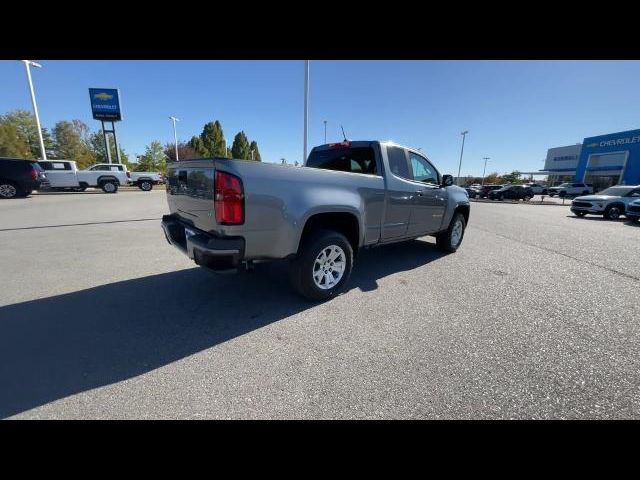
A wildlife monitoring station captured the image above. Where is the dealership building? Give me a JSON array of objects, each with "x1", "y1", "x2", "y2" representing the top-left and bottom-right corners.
[{"x1": 540, "y1": 129, "x2": 640, "y2": 191}]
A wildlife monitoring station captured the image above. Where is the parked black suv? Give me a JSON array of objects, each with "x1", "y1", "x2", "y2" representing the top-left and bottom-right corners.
[
  {"x1": 478, "y1": 184, "x2": 504, "y2": 198},
  {"x1": 0, "y1": 157, "x2": 48, "y2": 199},
  {"x1": 488, "y1": 185, "x2": 534, "y2": 201}
]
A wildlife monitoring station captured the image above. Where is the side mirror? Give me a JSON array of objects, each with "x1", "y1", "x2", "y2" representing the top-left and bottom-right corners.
[{"x1": 442, "y1": 174, "x2": 454, "y2": 187}]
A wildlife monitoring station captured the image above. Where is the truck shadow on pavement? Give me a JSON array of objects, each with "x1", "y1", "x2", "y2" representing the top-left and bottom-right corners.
[{"x1": 0, "y1": 238, "x2": 444, "y2": 418}]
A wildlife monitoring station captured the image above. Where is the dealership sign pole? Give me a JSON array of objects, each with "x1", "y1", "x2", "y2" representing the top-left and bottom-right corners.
[{"x1": 89, "y1": 88, "x2": 123, "y2": 164}]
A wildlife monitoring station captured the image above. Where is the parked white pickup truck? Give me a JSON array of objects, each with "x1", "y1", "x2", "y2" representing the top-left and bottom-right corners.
[
  {"x1": 129, "y1": 171, "x2": 164, "y2": 191},
  {"x1": 547, "y1": 182, "x2": 594, "y2": 197},
  {"x1": 38, "y1": 160, "x2": 129, "y2": 193}
]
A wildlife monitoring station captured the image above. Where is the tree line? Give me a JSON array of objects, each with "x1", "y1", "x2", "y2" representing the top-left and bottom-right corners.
[
  {"x1": 462, "y1": 170, "x2": 526, "y2": 186},
  {"x1": 0, "y1": 110, "x2": 263, "y2": 174}
]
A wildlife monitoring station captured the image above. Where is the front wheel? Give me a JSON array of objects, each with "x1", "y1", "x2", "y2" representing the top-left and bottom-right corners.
[
  {"x1": 289, "y1": 229, "x2": 353, "y2": 301},
  {"x1": 574, "y1": 211, "x2": 587, "y2": 217},
  {"x1": 436, "y1": 212, "x2": 466, "y2": 253},
  {"x1": 605, "y1": 205, "x2": 622, "y2": 220}
]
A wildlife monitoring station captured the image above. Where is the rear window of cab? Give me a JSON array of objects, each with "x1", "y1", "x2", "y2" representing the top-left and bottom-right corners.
[{"x1": 306, "y1": 147, "x2": 378, "y2": 175}]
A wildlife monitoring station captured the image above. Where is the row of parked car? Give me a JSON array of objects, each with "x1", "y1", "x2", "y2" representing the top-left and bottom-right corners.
[
  {"x1": 462, "y1": 179, "x2": 640, "y2": 222},
  {"x1": 465, "y1": 182, "x2": 596, "y2": 202},
  {"x1": 0, "y1": 157, "x2": 164, "y2": 199}
]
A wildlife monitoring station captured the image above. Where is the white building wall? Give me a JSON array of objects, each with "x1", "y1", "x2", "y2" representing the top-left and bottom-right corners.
[{"x1": 544, "y1": 144, "x2": 582, "y2": 173}]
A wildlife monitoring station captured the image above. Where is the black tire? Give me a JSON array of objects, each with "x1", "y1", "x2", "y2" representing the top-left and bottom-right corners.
[
  {"x1": 100, "y1": 180, "x2": 118, "y2": 194},
  {"x1": 74, "y1": 186, "x2": 87, "y2": 192},
  {"x1": 524, "y1": 195, "x2": 532, "y2": 201},
  {"x1": 436, "y1": 212, "x2": 467, "y2": 253},
  {"x1": 289, "y1": 229, "x2": 353, "y2": 301},
  {"x1": 549, "y1": 193, "x2": 555, "y2": 197},
  {"x1": 499, "y1": 194, "x2": 505, "y2": 201},
  {"x1": 574, "y1": 211, "x2": 587, "y2": 217},
  {"x1": 138, "y1": 180, "x2": 153, "y2": 191},
  {"x1": 0, "y1": 180, "x2": 20, "y2": 199},
  {"x1": 542, "y1": 189, "x2": 548, "y2": 195},
  {"x1": 604, "y1": 205, "x2": 623, "y2": 220}
]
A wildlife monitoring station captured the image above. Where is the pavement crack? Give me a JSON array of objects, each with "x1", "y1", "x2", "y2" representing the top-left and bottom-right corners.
[
  {"x1": 470, "y1": 225, "x2": 640, "y2": 283},
  {"x1": 0, "y1": 218, "x2": 161, "y2": 232}
]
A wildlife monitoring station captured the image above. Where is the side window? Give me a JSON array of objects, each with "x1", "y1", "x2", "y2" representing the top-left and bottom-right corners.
[
  {"x1": 628, "y1": 188, "x2": 640, "y2": 197},
  {"x1": 51, "y1": 162, "x2": 68, "y2": 170},
  {"x1": 408, "y1": 152, "x2": 439, "y2": 185},
  {"x1": 39, "y1": 161, "x2": 52, "y2": 170},
  {"x1": 387, "y1": 146, "x2": 410, "y2": 179}
]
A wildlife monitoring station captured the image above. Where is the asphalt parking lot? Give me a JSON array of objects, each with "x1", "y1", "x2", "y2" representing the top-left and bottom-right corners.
[{"x1": 1, "y1": 190, "x2": 639, "y2": 419}]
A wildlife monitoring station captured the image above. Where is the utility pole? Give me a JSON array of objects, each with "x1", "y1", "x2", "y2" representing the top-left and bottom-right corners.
[
  {"x1": 323, "y1": 120, "x2": 327, "y2": 143},
  {"x1": 169, "y1": 116, "x2": 179, "y2": 161},
  {"x1": 481, "y1": 157, "x2": 490, "y2": 186},
  {"x1": 303, "y1": 60, "x2": 309, "y2": 164},
  {"x1": 20, "y1": 60, "x2": 47, "y2": 160},
  {"x1": 457, "y1": 130, "x2": 468, "y2": 186}
]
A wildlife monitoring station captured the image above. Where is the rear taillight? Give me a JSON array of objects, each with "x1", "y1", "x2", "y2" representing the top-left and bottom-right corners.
[
  {"x1": 214, "y1": 171, "x2": 244, "y2": 225},
  {"x1": 30, "y1": 167, "x2": 38, "y2": 180}
]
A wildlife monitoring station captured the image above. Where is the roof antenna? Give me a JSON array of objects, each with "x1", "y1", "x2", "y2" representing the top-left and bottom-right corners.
[{"x1": 341, "y1": 125, "x2": 347, "y2": 141}]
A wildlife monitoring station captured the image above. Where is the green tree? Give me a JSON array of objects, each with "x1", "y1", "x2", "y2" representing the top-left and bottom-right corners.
[
  {"x1": 0, "y1": 122, "x2": 31, "y2": 157},
  {"x1": 483, "y1": 172, "x2": 502, "y2": 185},
  {"x1": 188, "y1": 135, "x2": 207, "y2": 156},
  {"x1": 200, "y1": 121, "x2": 226, "y2": 157},
  {"x1": 163, "y1": 142, "x2": 200, "y2": 162},
  {"x1": 53, "y1": 120, "x2": 96, "y2": 168},
  {"x1": 88, "y1": 131, "x2": 131, "y2": 168},
  {"x1": 231, "y1": 131, "x2": 251, "y2": 160},
  {"x1": 249, "y1": 141, "x2": 262, "y2": 161},
  {"x1": 137, "y1": 140, "x2": 167, "y2": 173},
  {"x1": 501, "y1": 170, "x2": 522, "y2": 184},
  {"x1": 0, "y1": 109, "x2": 55, "y2": 159}
]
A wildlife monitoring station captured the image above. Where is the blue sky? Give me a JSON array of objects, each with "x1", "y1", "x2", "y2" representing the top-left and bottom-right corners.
[{"x1": 2, "y1": 60, "x2": 640, "y2": 176}]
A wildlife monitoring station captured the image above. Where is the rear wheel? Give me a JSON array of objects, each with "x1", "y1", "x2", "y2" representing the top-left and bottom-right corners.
[
  {"x1": 0, "y1": 181, "x2": 19, "y2": 199},
  {"x1": 138, "y1": 180, "x2": 153, "y2": 191},
  {"x1": 100, "y1": 180, "x2": 118, "y2": 193},
  {"x1": 289, "y1": 229, "x2": 353, "y2": 301},
  {"x1": 436, "y1": 212, "x2": 466, "y2": 253},
  {"x1": 605, "y1": 205, "x2": 622, "y2": 220}
]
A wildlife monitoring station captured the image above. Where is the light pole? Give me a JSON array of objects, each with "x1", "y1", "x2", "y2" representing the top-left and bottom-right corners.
[
  {"x1": 481, "y1": 157, "x2": 490, "y2": 186},
  {"x1": 323, "y1": 120, "x2": 327, "y2": 143},
  {"x1": 303, "y1": 60, "x2": 309, "y2": 163},
  {"x1": 20, "y1": 60, "x2": 47, "y2": 160},
  {"x1": 456, "y1": 130, "x2": 468, "y2": 185},
  {"x1": 251, "y1": 148, "x2": 255, "y2": 161},
  {"x1": 169, "y1": 116, "x2": 179, "y2": 161}
]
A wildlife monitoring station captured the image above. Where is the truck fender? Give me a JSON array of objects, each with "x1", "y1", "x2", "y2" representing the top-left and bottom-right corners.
[{"x1": 96, "y1": 175, "x2": 120, "y2": 185}]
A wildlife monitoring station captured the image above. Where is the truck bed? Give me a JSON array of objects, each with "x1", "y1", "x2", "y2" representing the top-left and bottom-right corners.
[{"x1": 165, "y1": 158, "x2": 385, "y2": 259}]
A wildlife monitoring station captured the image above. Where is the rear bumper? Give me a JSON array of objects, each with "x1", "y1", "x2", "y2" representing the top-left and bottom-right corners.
[{"x1": 161, "y1": 214, "x2": 245, "y2": 271}]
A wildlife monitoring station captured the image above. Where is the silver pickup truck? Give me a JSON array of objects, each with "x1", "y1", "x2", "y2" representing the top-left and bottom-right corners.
[{"x1": 161, "y1": 140, "x2": 470, "y2": 300}]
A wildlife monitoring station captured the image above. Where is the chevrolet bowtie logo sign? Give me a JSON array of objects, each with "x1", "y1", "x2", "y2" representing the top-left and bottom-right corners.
[
  {"x1": 93, "y1": 92, "x2": 113, "y2": 101},
  {"x1": 89, "y1": 88, "x2": 122, "y2": 121}
]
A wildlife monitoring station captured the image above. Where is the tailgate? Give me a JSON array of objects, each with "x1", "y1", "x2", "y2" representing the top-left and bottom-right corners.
[{"x1": 165, "y1": 160, "x2": 216, "y2": 232}]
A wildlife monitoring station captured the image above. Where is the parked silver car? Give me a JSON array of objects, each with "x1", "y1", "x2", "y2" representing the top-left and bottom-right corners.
[{"x1": 570, "y1": 185, "x2": 640, "y2": 220}]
